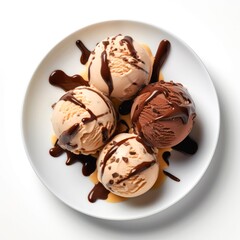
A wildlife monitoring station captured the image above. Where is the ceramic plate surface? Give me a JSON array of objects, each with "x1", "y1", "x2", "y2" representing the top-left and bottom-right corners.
[{"x1": 22, "y1": 20, "x2": 220, "y2": 220}]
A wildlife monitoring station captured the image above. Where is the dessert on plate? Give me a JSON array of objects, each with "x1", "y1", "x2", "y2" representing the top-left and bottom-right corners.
[{"x1": 49, "y1": 34, "x2": 198, "y2": 203}]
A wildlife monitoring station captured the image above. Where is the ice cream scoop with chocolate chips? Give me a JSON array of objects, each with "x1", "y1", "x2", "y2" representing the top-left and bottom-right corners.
[
  {"x1": 97, "y1": 133, "x2": 159, "y2": 198},
  {"x1": 88, "y1": 35, "x2": 153, "y2": 101},
  {"x1": 51, "y1": 86, "x2": 117, "y2": 155}
]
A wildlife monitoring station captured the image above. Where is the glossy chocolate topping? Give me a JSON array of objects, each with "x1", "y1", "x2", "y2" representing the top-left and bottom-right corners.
[
  {"x1": 162, "y1": 151, "x2": 171, "y2": 166},
  {"x1": 173, "y1": 135, "x2": 198, "y2": 154},
  {"x1": 76, "y1": 40, "x2": 91, "y2": 64},
  {"x1": 58, "y1": 123, "x2": 80, "y2": 150},
  {"x1": 150, "y1": 39, "x2": 171, "y2": 83},
  {"x1": 118, "y1": 99, "x2": 134, "y2": 115},
  {"x1": 88, "y1": 182, "x2": 110, "y2": 203},
  {"x1": 116, "y1": 160, "x2": 156, "y2": 184},
  {"x1": 100, "y1": 40, "x2": 114, "y2": 96},
  {"x1": 100, "y1": 136, "x2": 136, "y2": 178},
  {"x1": 163, "y1": 170, "x2": 180, "y2": 182},
  {"x1": 49, "y1": 141, "x2": 96, "y2": 176},
  {"x1": 49, "y1": 70, "x2": 89, "y2": 91}
]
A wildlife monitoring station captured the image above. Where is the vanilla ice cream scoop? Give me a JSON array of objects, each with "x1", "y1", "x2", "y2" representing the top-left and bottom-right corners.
[
  {"x1": 88, "y1": 35, "x2": 153, "y2": 100},
  {"x1": 97, "y1": 133, "x2": 159, "y2": 198},
  {"x1": 51, "y1": 86, "x2": 117, "y2": 155}
]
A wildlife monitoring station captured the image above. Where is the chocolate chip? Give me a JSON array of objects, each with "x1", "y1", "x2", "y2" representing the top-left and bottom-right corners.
[
  {"x1": 112, "y1": 172, "x2": 119, "y2": 178},
  {"x1": 109, "y1": 180, "x2": 114, "y2": 185}
]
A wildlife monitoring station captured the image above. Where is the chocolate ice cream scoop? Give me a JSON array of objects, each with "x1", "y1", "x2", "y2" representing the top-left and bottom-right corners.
[{"x1": 131, "y1": 81, "x2": 196, "y2": 148}]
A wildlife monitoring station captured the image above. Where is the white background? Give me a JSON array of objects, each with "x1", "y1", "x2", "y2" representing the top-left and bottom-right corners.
[{"x1": 1, "y1": 0, "x2": 240, "y2": 239}]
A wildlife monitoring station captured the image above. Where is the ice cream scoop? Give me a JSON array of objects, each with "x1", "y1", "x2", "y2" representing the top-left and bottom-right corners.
[
  {"x1": 51, "y1": 86, "x2": 117, "y2": 155},
  {"x1": 131, "y1": 81, "x2": 196, "y2": 148},
  {"x1": 97, "y1": 133, "x2": 159, "y2": 198},
  {"x1": 88, "y1": 34, "x2": 153, "y2": 100}
]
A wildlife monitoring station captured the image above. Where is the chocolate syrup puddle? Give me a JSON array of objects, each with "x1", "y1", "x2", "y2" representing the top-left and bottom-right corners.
[
  {"x1": 88, "y1": 182, "x2": 110, "y2": 203},
  {"x1": 162, "y1": 151, "x2": 171, "y2": 166},
  {"x1": 66, "y1": 152, "x2": 96, "y2": 176},
  {"x1": 49, "y1": 140, "x2": 64, "y2": 157},
  {"x1": 150, "y1": 39, "x2": 171, "y2": 83},
  {"x1": 49, "y1": 70, "x2": 89, "y2": 91},
  {"x1": 173, "y1": 136, "x2": 198, "y2": 154},
  {"x1": 76, "y1": 40, "x2": 91, "y2": 64},
  {"x1": 118, "y1": 99, "x2": 134, "y2": 115},
  {"x1": 161, "y1": 135, "x2": 198, "y2": 183},
  {"x1": 49, "y1": 142, "x2": 96, "y2": 176}
]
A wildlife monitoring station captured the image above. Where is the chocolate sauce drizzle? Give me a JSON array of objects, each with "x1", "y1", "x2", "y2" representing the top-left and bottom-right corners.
[
  {"x1": 88, "y1": 182, "x2": 110, "y2": 203},
  {"x1": 60, "y1": 90, "x2": 109, "y2": 125},
  {"x1": 163, "y1": 170, "x2": 180, "y2": 182},
  {"x1": 58, "y1": 123, "x2": 80, "y2": 151},
  {"x1": 160, "y1": 135, "x2": 198, "y2": 182},
  {"x1": 162, "y1": 151, "x2": 171, "y2": 166},
  {"x1": 100, "y1": 40, "x2": 114, "y2": 96},
  {"x1": 150, "y1": 39, "x2": 171, "y2": 83},
  {"x1": 49, "y1": 141, "x2": 64, "y2": 157},
  {"x1": 116, "y1": 160, "x2": 156, "y2": 184},
  {"x1": 101, "y1": 127, "x2": 109, "y2": 143},
  {"x1": 65, "y1": 152, "x2": 97, "y2": 176},
  {"x1": 120, "y1": 36, "x2": 148, "y2": 73},
  {"x1": 117, "y1": 39, "x2": 170, "y2": 116},
  {"x1": 76, "y1": 40, "x2": 91, "y2": 64},
  {"x1": 173, "y1": 135, "x2": 198, "y2": 154},
  {"x1": 49, "y1": 141, "x2": 96, "y2": 176},
  {"x1": 118, "y1": 99, "x2": 134, "y2": 115},
  {"x1": 100, "y1": 135, "x2": 155, "y2": 181},
  {"x1": 120, "y1": 36, "x2": 138, "y2": 59},
  {"x1": 49, "y1": 70, "x2": 89, "y2": 91},
  {"x1": 135, "y1": 136, "x2": 154, "y2": 154},
  {"x1": 100, "y1": 136, "x2": 136, "y2": 178}
]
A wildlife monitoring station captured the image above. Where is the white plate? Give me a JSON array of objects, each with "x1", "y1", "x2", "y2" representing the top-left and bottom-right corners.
[{"x1": 22, "y1": 20, "x2": 220, "y2": 220}]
